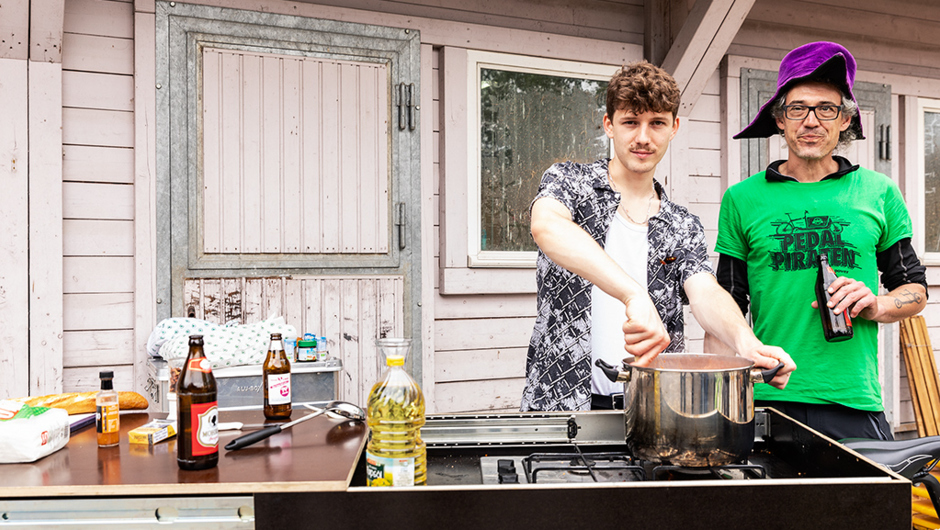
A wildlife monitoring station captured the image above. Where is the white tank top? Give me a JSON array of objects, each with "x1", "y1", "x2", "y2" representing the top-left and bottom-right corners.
[{"x1": 590, "y1": 211, "x2": 649, "y2": 396}]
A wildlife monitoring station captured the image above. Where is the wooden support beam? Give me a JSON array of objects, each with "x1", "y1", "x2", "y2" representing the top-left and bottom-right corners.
[
  {"x1": 134, "y1": 2, "x2": 158, "y2": 408},
  {"x1": 644, "y1": 0, "x2": 671, "y2": 65},
  {"x1": 661, "y1": 0, "x2": 756, "y2": 117},
  {"x1": 0, "y1": 1, "x2": 30, "y2": 60},
  {"x1": 0, "y1": 3, "x2": 30, "y2": 399},
  {"x1": 29, "y1": 0, "x2": 66, "y2": 394},
  {"x1": 900, "y1": 316, "x2": 940, "y2": 437},
  {"x1": 30, "y1": 0, "x2": 64, "y2": 63},
  {"x1": 0, "y1": 57, "x2": 30, "y2": 399}
]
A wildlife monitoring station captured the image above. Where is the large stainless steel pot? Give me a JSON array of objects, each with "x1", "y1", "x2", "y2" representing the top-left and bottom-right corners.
[{"x1": 596, "y1": 354, "x2": 782, "y2": 467}]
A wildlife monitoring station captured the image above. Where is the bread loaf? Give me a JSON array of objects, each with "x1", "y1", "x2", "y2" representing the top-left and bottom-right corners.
[{"x1": 10, "y1": 391, "x2": 149, "y2": 414}]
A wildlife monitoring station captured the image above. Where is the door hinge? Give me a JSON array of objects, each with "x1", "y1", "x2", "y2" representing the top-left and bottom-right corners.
[
  {"x1": 397, "y1": 83, "x2": 416, "y2": 131},
  {"x1": 879, "y1": 124, "x2": 891, "y2": 161},
  {"x1": 397, "y1": 202, "x2": 406, "y2": 250}
]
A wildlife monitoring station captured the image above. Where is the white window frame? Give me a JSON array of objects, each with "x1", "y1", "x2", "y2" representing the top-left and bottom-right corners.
[
  {"x1": 915, "y1": 97, "x2": 940, "y2": 265},
  {"x1": 465, "y1": 50, "x2": 616, "y2": 268}
]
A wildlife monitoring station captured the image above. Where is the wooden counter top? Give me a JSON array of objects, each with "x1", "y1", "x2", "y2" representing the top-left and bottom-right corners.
[{"x1": 0, "y1": 408, "x2": 368, "y2": 498}]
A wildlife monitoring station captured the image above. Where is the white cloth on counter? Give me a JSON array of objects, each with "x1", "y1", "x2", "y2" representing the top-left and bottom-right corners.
[{"x1": 148, "y1": 316, "x2": 297, "y2": 370}]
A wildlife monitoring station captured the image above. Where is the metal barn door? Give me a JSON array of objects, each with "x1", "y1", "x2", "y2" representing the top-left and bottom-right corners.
[{"x1": 156, "y1": 4, "x2": 421, "y2": 406}]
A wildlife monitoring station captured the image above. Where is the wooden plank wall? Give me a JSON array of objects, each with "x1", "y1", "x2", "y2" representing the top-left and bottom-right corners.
[
  {"x1": 430, "y1": 47, "x2": 535, "y2": 413},
  {"x1": 61, "y1": 0, "x2": 137, "y2": 392},
  {"x1": 0, "y1": 35, "x2": 30, "y2": 398},
  {"x1": 671, "y1": 70, "x2": 723, "y2": 353},
  {"x1": 1, "y1": 0, "x2": 67, "y2": 399},
  {"x1": 183, "y1": 276, "x2": 404, "y2": 408},
  {"x1": 278, "y1": 0, "x2": 644, "y2": 46}
]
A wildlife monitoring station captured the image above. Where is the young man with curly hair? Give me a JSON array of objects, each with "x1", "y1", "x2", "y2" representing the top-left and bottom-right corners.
[{"x1": 521, "y1": 62, "x2": 796, "y2": 412}]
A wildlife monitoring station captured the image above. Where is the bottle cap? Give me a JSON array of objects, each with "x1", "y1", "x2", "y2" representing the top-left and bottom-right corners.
[
  {"x1": 297, "y1": 340, "x2": 316, "y2": 348},
  {"x1": 271, "y1": 333, "x2": 282, "y2": 339},
  {"x1": 386, "y1": 355, "x2": 405, "y2": 367},
  {"x1": 99, "y1": 370, "x2": 114, "y2": 379}
]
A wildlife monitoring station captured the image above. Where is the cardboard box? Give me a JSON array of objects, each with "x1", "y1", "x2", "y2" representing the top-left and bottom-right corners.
[{"x1": 128, "y1": 419, "x2": 177, "y2": 445}]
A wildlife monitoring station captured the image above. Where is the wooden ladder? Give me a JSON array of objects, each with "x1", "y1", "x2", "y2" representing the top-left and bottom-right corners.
[
  {"x1": 900, "y1": 315, "x2": 940, "y2": 438},
  {"x1": 900, "y1": 315, "x2": 940, "y2": 529}
]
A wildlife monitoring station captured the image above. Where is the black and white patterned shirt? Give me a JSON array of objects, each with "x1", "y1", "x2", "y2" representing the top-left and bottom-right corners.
[{"x1": 521, "y1": 159, "x2": 714, "y2": 412}]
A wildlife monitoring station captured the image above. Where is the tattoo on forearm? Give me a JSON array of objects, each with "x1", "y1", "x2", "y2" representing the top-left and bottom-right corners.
[{"x1": 894, "y1": 288, "x2": 924, "y2": 308}]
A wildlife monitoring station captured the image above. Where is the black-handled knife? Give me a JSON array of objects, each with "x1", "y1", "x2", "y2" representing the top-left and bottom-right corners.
[{"x1": 224, "y1": 406, "x2": 328, "y2": 451}]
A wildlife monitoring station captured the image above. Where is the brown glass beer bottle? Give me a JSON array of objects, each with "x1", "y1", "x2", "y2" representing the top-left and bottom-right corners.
[
  {"x1": 177, "y1": 335, "x2": 219, "y2": 470},
  {"x1": 815, "y1": 254, "x2": 853, "y2": 342},
  {"x1": 263, "y1": 333, "x2": 292, "y2": 419}
]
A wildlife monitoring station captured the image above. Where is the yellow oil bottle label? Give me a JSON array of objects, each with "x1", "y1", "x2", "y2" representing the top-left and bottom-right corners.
[
  {"x1": 96, "y1": 404, "x2": 120, "y2": 434},
  {"x1": 366, "y1": 452, "x2": 415, "y2": 487}
]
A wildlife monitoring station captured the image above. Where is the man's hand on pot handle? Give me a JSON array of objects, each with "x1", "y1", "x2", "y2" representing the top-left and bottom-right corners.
[
  {"x1": 622, "y1": 295, "x2": 671, "y2": 366},
  {"x1": 740, "y1": 345, "x2": 797, "y2": 390}
]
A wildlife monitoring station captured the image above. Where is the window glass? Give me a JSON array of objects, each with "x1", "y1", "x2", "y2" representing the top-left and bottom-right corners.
[
  {"x1": 479, "y1": 69, "x2": 608, "y2": 252},
  {"x1": 925, "y1": 111, "x2": 940, "y2": 253}
]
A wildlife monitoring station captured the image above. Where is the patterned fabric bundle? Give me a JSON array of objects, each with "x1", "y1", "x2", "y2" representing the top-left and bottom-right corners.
[{"x1": 148, "y1": 316, "x2": 298, "y2": 370}]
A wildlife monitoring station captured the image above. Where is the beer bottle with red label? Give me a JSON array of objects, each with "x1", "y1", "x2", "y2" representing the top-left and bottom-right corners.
[
  {"x1": 263, "y1": 333, "x2": 292, "y2": 419},
  {"x1": 177, "y1": 335, "x2": 219, "y2": 470},
  {"x1": 816, "y1": 254, "x2": 853, "y2": 342}
]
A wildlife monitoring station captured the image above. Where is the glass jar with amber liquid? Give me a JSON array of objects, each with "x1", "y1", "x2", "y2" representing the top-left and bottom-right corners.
[{"x1": 96, "y1": 370, "x2": 120, "y2": 447}]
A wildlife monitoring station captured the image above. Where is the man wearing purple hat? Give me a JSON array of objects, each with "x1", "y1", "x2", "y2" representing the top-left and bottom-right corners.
[{"x1": 709, "y1": 41, "x2": 928, "y2": 440}]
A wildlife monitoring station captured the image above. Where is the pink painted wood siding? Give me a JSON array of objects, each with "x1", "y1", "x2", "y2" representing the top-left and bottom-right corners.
[
  {"x1": 183, "y1": 275, "x2": 403, "y2": 406},
  {"x1": 60, "y1": 0, "x2": 136, "y2": 393},
  {"x1": 201, "y1": 47, "x2": 390, "y2": 256}
]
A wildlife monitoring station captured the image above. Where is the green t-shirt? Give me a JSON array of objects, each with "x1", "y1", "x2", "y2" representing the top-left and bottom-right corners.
[{"x1": 715, "y1": 166, "x2": 912, "y2": 411}]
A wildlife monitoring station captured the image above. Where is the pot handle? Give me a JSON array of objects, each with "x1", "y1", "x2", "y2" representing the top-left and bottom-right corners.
[
  {"x1": 594, "y1": 359, "x2": 632, "y2": 383},
  {"x1": 752, "y1": 361, "x2": 785, "y2": 384}
]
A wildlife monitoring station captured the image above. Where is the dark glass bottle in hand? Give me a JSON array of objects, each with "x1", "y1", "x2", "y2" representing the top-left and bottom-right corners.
[{"x1": 816, "y1": 254, "x2": 853, "y2": 342}]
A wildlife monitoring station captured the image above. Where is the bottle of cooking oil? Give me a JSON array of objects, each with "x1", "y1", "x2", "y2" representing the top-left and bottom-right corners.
[{"x1": 365, "y1": 338, "x2": 426, "y2": 487}]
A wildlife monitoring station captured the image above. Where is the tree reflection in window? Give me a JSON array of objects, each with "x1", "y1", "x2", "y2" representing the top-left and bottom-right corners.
[
  {"x1": 480, "y1": 68, "x2": 609, "y2": 252},
  {"x1": 926, "y1": 111, "x2": 940, "y2": 253}
]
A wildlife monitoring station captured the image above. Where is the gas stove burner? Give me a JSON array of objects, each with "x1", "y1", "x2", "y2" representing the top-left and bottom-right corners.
[
  {"x1": 651, "y1": 462, "x2": 768, "y2": 481},
  {"x1": 522, "y1": 452, "x2": 646, "y2": 484}
]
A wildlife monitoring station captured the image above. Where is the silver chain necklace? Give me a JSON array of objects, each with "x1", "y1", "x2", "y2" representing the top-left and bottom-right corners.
[{"x1": 609, "y1": 175, "x2": 656, "y2": 225}]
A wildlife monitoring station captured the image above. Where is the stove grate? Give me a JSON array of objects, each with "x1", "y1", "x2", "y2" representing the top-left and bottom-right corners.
[
  {"x1": 522, "y1": 452, "x2": 646, "y2": 483},
  {"x1": 650, "y1": 462, "x2": 768, "y2": 481}
]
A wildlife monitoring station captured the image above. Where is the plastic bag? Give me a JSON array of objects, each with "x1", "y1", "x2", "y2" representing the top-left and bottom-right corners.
[{"x1": 0, "y1": 400, "x2": 70, "y2": 464}]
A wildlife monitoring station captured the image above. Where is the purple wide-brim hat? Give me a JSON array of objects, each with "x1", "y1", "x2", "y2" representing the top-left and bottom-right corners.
[{"x1": 734, "y1": 41, "x2": 864, "y2": 140}]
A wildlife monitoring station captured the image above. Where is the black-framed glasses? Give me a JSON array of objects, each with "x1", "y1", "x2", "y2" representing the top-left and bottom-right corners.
[{"x1": 782, "y1": 104, "x2": 843, "y2": 121}]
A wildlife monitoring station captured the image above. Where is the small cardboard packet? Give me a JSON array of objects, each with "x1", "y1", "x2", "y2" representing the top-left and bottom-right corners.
[{"x1": 128, "y1": 419, "x2": 177, "y2": 445}]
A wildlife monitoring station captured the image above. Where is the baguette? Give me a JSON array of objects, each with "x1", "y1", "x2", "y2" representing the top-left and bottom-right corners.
[{"x1": 10, "y1": 391, "x2": 149, "y2": 414}]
